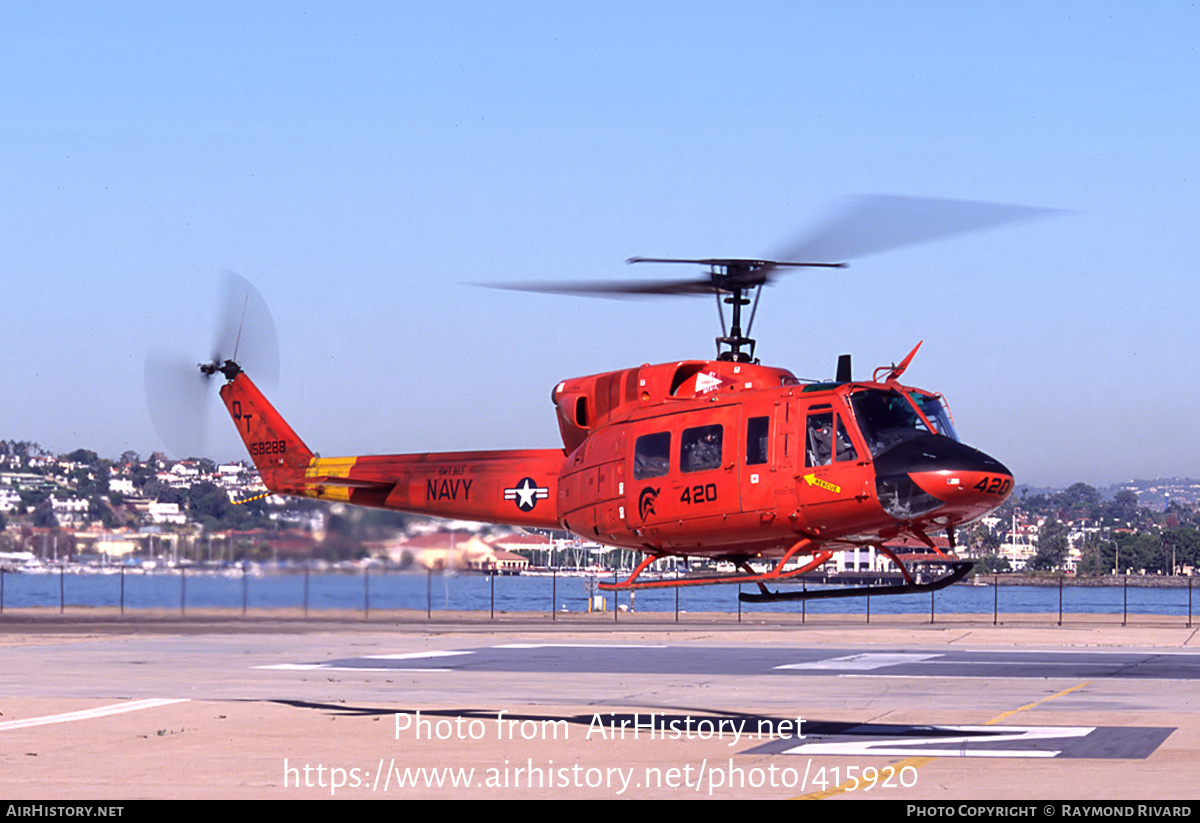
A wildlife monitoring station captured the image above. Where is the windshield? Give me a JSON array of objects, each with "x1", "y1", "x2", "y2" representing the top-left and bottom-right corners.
[
  {"x1": 848, "y1": 389, "x2": 932, "y2": 458},
  {"x1": 909, "y1": 392, "x2": 959, "y2": 441}
]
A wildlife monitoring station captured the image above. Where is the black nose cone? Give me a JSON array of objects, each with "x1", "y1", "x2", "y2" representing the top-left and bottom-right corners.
[
  {"x1": 874, "y1": 435, "x2": 1012, "y2": 521},
  {"x1": 873, "y1": 434, "x2": 1011, "y2": 478}
]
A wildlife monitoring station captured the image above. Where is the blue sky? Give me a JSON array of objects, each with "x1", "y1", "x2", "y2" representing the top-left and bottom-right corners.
[{"x1": 3, "y1": 1, "x2": 1197, "y2": 488}]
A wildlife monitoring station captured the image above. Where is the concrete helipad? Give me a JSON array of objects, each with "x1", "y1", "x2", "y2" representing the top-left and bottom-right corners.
[{"x1": 2, "y1": 610, "x2": 1198, "y2": 799}]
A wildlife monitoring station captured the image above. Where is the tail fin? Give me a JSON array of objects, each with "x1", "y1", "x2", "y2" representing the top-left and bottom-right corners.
[{"x1": 218, "y1": 370, "x2": 314, "y2": 493}]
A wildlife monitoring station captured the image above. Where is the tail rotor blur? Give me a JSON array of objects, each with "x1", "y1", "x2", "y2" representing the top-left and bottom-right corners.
[{"x1": 144, "y1": 272, "x2": 279, "y2": 459}]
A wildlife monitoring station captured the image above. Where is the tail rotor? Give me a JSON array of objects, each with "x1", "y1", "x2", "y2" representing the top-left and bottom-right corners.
[{"x1": 144, "y1": 272, "x2": 279, "y2": 458}]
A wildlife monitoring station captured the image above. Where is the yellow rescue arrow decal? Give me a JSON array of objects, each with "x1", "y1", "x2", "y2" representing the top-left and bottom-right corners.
[{"x1": 803, "y1": 473, "x2": 841, "y2": 494}]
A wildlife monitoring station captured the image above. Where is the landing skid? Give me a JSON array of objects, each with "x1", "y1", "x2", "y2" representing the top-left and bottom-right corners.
[
  {"x1": 598, "y1": 540, "x2": 832, "y2": 593},
  {"x1": 738, "y1": 560, "x2": 974, "y2": 603},
  {"x1": 597, "y1": 535, "x2": 973, "y2": 604}
]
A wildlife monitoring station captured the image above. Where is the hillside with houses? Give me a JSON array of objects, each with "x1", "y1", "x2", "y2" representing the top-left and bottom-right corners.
[{"x1": 0, "y1": 440, "x2": 547, "y2": 572}]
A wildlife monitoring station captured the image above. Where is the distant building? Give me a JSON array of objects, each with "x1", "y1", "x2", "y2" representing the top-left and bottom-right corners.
[
  {"x1": 50, "y1": 495, "x2": 89, "y2": 525},
  {"x1": 109, "y1": 478, "x2": 136, "y2": 496},
  {"x1": 147, "y1": 501, "x2": 186, "y2": 525},
  {"x1": 388, "y1": 531, "x2": 529, "y2": 572}
]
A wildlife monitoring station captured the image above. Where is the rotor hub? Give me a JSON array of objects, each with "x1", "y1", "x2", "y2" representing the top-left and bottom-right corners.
[{"x1": 200, "y1": 359, "x2": 243, "y2": 381}]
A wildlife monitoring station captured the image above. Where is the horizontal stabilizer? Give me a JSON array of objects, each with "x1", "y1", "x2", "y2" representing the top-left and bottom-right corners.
[{"x1": 301, "y1": 475, "x2": 396, "y2": 490}]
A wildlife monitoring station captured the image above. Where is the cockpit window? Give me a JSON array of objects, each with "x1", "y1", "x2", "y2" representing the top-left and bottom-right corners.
[
  {"x1": 746, "y1": 416, "x2": 769, "y2": 466},
  {"x1": 806, "y1": 412, "x2": 859, "y2": 467},
  {"x1": 909, "y1": 393, "x2": 959, "y2": 442},
  {"x1": 681, "y1": 424, "x2": 722, "y2": 473},
  {"x1": 848, "y1": 390, "x2": 931, "y2": 458},
  {"x1": 633, "y1": 432, "x2": 671, "y2": 480},
  {"x1": 806, "y1": 412, "x2": 834, "y2": 467}
]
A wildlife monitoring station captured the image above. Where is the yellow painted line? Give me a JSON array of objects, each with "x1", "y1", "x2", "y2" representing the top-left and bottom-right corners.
[
  {"x1": 986, "y1": 681, "x2": 1092, "y2": 724},
  {"x1": 796, "y1": 681, "x2": 1093, "y2": 799}
]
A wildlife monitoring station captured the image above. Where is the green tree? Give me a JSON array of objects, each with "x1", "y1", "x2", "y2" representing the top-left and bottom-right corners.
[
  {"x1": 187, "y1": 482, "x2": 230, "y2": 523},
  {"x1": 1075, "y1": 531, "x2": 1111, "y2": 575},
  {"x1": 971, "y1": 554, "x2": 1011, "y2": 575},
  {"x1": 32, "y1": 500, "x2": 58, "y2": 529},
  {"x1": 1115, "y1": 532, "x2": 1164, "y2": 574},
  {"x1": 63, "y1": 449, "x2": 100, "y2": 466},
  {"x1": 1107, "y1": 490, "x2": 1139, "y2": 524},
  {"x1": 1057, "y1": 483, "x2": 1101, "y2": 519},
  {"x1": 1031, "y1": 517, "x2": 1069, "y2": 571}
]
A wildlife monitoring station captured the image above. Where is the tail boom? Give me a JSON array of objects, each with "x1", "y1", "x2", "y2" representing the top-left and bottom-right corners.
[{"x1": 219, "y1": 372, "x2": 565, "y2": 528}]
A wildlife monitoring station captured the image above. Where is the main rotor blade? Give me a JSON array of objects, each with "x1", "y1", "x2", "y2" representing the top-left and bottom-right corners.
[
  {"x1": 773, "y1": 194, "x2": 1061, "y2": 265},
  {"x1": 483, "y1": 278, "x2": 722, "y2": 298},
  {"x1": 485, "y1": 259, "x2": 849, "y2": 298},
  {"x1": 483, "y1": 194, "x2": 1062, "y2": 299}
]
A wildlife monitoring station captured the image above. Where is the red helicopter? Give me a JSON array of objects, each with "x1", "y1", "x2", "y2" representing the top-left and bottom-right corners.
[{"x1": 157, "y1": 195, "x2": 1048, "y2": 602}]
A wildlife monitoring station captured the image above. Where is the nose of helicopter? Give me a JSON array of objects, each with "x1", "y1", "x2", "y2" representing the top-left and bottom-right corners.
[{"x1": 873, "y1": 435, "x2": 1013, "y2": 523}]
